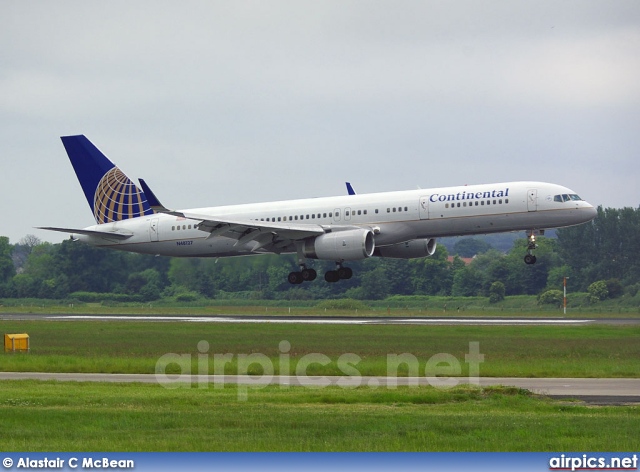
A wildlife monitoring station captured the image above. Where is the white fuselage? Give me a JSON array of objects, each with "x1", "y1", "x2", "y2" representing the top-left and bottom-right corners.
[{"x1": 74, "y1": 181, "x2": 597, "y2": 258}]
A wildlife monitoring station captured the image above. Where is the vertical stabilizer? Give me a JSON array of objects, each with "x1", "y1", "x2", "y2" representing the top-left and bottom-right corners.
[{"x1": 60, "y1": 135, "x2": 153, "y2": 224}]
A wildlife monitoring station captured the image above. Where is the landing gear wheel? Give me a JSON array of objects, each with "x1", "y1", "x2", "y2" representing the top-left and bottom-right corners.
[
  {"x1": 324, "y1": 270, "x2": 340, "y2": 283},
  {"x1": 301, "y1": 268, "x2": 317, "y2": 281},
  {"x1": 337, "y1": 267, "x2": 353, "y2": 280},
  {"x1": 288, "y1": 271, "x2": 304, "y2": 284},
  {"x1": 524, "y1": 254, "x2": 537, "y2": 265}
]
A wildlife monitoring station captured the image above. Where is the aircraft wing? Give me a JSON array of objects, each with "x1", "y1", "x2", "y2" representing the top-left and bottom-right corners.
[
  {"x1": 170, "y1": 210, "x2": 327, "y2": 251},
  {"x1": 138, "y1": 178, "x2": 327, "y2": 251}
]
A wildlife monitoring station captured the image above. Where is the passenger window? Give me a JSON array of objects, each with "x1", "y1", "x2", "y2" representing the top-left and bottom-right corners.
[{"x1": 404, "y1": 207, "x2": 408, "y2": 212}]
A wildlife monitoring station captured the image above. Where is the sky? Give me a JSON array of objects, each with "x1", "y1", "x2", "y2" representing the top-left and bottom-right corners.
[{"x1": 1, "y1": 1, "x2": 639, "y2": 244}]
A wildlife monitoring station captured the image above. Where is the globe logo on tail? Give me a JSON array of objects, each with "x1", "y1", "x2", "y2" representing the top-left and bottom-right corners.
[{"x1": 93, "y1": 167, "x2": 152, "y2": 223}]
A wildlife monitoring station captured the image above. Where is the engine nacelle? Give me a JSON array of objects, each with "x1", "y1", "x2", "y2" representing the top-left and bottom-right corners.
[
  {"x1": 373, "y1": 238, "x2": 437, "y2": 259},
  {"x1": 303, "y1": 229, "x2": 375, "y2": 261}
]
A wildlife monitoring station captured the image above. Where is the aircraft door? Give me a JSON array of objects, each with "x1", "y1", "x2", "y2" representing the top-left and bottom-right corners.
[
  {"x1": 333, "y1": 209, "x2": 341, "y2": 222},
  {"x1": 344, "y1": 207, "x2": 351, "y2": 221},
  {"x1": 149, "y1": 218, "x2": 160, "y2": 242},
  {"x1": 527, "y1": 189, "x2": 538, "y2": 212},
  {"x1": 419, "y1": 197, "x2": 430, "y2": 220}
]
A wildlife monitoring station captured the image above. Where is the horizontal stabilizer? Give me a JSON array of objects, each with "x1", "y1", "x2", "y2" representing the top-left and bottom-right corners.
[{"x1": 37, "y1": 227, "x2": 133, "y2": 240}]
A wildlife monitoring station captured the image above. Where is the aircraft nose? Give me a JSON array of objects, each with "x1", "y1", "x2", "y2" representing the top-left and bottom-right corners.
[{"x1": 584, "y1": 203, "x2": 597, "y2": 221}]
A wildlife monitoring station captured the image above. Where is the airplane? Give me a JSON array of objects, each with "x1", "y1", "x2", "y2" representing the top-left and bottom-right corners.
[{"x1": 39, "y1": 135, "x2": 597, "y2": 284}]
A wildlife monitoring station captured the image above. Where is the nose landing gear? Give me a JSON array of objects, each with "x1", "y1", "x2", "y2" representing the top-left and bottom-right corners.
[{"x1": 524, "y1": 232, "x2": 538, "y2": 265}]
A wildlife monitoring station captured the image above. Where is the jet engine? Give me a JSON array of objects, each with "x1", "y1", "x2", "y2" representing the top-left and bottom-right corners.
[
  {"x1": 303, "y1": 229, "x2": 375, "y2": 261},
  {"x1": 373, "y1": 238, "x2": 437, "y2": 259}
]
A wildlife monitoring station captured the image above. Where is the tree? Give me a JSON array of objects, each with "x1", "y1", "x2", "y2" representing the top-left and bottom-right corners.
[
  {"x1": 546, "y1": 265, "x2": 572, "y2": 292},
  {"x1": 504, "y1": 237, "x2": 558, "y2": 295},
  {"x1": 488, "y1": 281, "x2": 505, "y2": 303},
  {"x1": 359, "y1": 266, "x2": 390, "y2": 300},
  {"x1": 453, "y1": 238, "x2": 492, "y2": 257},
  {"x1": 409, "y1": 245, "x2": 453, "y2": 295},
  {"x1": 538, "y1": 290, "x2": 563, "y2": 306},
  {"x1": 588, "y1": 280, "x2": 609, "y2": 303},
  {"x1": 12, "y1": 234, "x2": 43, "y2": 271},
  {"x1": 0, "y1": 237, "x2": 15, "y2": 284},
  {"x1": 125, "y1": 269, "x2": 163, "y2": 300},
  {"x1": 557, "y1": 206, "x2": 640, "y2": 289},
  {"x1": 451, "y1": 265, "x2": 483, "y2": 297}
]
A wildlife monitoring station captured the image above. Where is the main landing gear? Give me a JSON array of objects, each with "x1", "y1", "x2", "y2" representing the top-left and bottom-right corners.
[
  {"x1": 524, "y1": 231, "x2": 538, "y2": 265},
  {"x1": 287, "y1": 263, "x2": 353, "y2": 284},
  {"x1": 324, "y1": 263, "x2": 353, "y2": 283},
  {"x1": 287, "y1": 266, "x2": 318, "y2": 285}
]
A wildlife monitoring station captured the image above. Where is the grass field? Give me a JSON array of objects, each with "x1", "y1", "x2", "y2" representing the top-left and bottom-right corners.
[
  {"x1": 0, "y1": 321, "x2": 639, "y2": 377},
  {"x1": 0, "y1": 315, "x2": 638, "y2": 451},
  {"x1": 1, "y1": 381, "x2": 639, "y2": 452}
]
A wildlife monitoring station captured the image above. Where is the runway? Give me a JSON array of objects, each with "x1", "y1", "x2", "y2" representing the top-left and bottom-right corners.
[
  {"x1": 2, "y1": 313, "x2": 639, "y2": 325},
  {"x1": 0, "y1": 372, "x2": 638, "y2": 404}
]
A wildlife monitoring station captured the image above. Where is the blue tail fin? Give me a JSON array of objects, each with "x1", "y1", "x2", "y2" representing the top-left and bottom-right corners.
[{"x1": 60, "y1": 135, "x2": 154, "y2": 224}]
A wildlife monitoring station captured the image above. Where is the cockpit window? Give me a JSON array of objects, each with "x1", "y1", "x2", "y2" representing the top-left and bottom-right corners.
[{"x1": 554, "y1": 194, "x2": 583, "y2": 202}]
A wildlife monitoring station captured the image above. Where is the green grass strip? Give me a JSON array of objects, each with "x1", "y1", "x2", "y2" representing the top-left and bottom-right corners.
[
  {"x1": 0, "y1": 381, "x2": 638, "y2": 452},
  {"x1": 1, "y1": 322, "x2": 639, "y2": 378}
]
